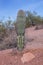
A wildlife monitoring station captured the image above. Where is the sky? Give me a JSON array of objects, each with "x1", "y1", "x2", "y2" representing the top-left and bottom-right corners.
[{"x1": 0, "y1": 0, "x2": 43, "y2": 21}]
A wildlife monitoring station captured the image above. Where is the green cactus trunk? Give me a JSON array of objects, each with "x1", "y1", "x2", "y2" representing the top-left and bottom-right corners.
[
  {"x1": 17, "y1": 35, "x2": 24, "y2": 51},
  {"x1": 16, "y1": 10, "x2": 26, "y2": 51}
]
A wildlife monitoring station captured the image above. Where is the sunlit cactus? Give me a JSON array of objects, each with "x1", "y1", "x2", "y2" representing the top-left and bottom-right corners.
[{"x1": 16, "y1": 10, "x2": 26, "y2": 51}]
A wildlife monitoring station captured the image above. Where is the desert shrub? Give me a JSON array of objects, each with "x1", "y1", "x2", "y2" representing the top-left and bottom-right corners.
[
  {"x1": 25, "y1": 20, "x2": 31, "y2": 28},
  {"x1": 0, "y1": 25, "x2": 6, "y2": 38},
  {"x1": 25, "y1": 11, "x2": 43, "y2": 28},
  {"x1": 0, "y1": 26, "x2": 5, "y2": 33}
]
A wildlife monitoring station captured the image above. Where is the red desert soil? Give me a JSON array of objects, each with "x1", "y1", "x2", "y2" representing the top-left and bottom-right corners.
[
  {"x1": 0, "y1": 27, "x2": 43, "y2": 65},
  {"x1": 0, "y1": 49, "x2": 43, "y2": 65}
]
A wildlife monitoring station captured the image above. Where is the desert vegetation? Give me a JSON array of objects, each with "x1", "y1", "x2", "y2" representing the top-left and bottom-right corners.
[{"x1": 0, "y1": 10, "x2": 43, "y2": 50}]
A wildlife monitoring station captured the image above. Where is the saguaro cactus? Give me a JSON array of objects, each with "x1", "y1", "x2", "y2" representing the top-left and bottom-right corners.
[{"x1": 16, "y1": 10, "x2": 26, "y2": 51}]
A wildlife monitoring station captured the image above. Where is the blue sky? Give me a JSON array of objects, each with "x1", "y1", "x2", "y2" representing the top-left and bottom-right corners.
[{"x1": 0, "y1": 0, "x2": 43, "y2": 21}]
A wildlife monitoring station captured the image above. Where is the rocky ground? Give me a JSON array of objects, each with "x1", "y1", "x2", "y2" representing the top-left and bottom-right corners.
[
  {"x1": 0, "y1": 48, "x2": 43, "y2": 65},
  {"x1": 25, "y1": 26, "x2": 43, "y2": 49},
  {"x1": 0, "y1": 26, "x2": 43, "y2": 65}
]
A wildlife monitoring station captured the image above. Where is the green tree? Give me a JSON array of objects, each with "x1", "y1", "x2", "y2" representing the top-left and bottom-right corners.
[
  {"x1": 25, "y1": 11, "x2": 43, "y2": 28},
  {"x1": 5, "y1": 17, "x2": 12, "y2": 29}
]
